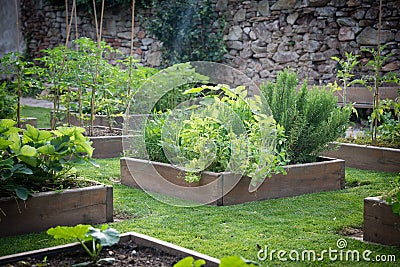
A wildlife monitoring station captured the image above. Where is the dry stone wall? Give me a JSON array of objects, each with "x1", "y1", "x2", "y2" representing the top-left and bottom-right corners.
[{"x1": 20, "y1": 0, "x2": 399, "y2": 85}]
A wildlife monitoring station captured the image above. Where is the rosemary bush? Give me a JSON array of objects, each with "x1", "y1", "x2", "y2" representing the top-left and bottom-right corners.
[{"x1": 261, "y1": 69, "x2": 351, "y2": 163}]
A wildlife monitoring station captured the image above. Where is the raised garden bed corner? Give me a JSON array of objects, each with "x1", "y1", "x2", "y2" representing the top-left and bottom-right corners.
[
  {"x1": 0, "y1": 185, "x2": 113, "y2": 237},
  {"x1": 364, "y1": 196, "x2": 400, "y2": 246}
]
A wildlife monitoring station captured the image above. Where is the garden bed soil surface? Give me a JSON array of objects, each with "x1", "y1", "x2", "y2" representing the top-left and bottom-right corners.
[
  {"x1": 1, "y1": 241, "x2": 181, "y2": 267},
  {"x1": 85, "y1": 126, "x2": 122, "y2": 137},
  {"x1": 0, "y1": 233, "x2": 219, "y2": 267}
]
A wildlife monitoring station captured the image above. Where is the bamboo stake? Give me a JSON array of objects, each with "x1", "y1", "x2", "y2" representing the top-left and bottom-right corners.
[
  {"x1": 73, "y1": 0, "x2": 83, "y2": 126},
  {"x1": 128, "y1": 0, "x2": 135, "y2": 97},
  {"x1": 14, "y1": 0, "x2": 21, "y2": 128},
  {"x1": 372, "y1": 0, "x2": 383, "y2": 144},
  {"x1": 90, "y1": 0, "x2": 105, "y2": 135},
  {"x1": 65, "y1": 0, "x2": 76, "y2": 125}
]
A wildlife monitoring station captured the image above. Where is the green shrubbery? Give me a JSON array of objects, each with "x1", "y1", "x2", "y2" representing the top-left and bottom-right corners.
[
  {"x1": 143, "y1": 69, "x2": 351, "y2": 183},
  {"x1": 261, "y1": 69, "x2": 351, "y2": 163}
]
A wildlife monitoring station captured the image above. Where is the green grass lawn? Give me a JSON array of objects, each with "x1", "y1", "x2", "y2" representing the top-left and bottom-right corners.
[
  {"x1": 0, "y1": 157, "x2": 399, "y2": 266},
  {"x1": 20, "y1": 105, "x2": 51, "y2": 128}
]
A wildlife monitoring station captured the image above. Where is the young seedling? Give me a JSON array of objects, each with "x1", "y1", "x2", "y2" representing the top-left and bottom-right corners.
[
  {"x1": 174, "y1": 255, "x2": 260, "y2": 267},
  {"x1": 47, "y1": 224, "x2": 120, "y2": 266}
]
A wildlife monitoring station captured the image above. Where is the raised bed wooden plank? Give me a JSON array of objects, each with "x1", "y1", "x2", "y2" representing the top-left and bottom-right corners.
[
  {"x1": 91, "y1": 135, "x2": 124, "y2": 158},
  {"x1": 364, "y1": 197, "x2": 400, "y2": 246},
  {"x1": 0, "y1": 232, "x2": 220, "y2": 266},
  {"x1": 321, "y1": 142, "x2": 400, "y2": 173},
  {"x1": 120, "y1": 158, "x2": 223, "y2": 205},
  {"x1": 334, "y1": 86, "x2": 398, "y2": 108},
  {"x1": 120, "y1": 157, "x2": 345, "y2": 206},
  {"x1": 0, "y1": 185, "x2": 113, "y2": 237}
]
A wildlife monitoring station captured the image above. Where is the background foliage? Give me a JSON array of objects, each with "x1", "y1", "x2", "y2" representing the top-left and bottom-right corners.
[{"x1": 146, "y1": 0, "x2": 227, "y2": 65}]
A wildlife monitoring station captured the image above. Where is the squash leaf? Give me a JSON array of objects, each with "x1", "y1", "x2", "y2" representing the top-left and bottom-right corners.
[{"x1": 47, "y1": 224, "x2": 92, "y2": 241}]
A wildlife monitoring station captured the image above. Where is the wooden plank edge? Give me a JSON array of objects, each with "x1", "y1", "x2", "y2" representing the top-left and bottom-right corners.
[{"x1": 0, "y1": 232, "x2": 220, "y2": 266}]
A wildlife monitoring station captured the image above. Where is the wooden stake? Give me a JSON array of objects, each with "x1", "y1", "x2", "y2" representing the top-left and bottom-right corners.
[
  {"x1": 128, "y1": 0, "x2": 135, "y2": 96},
  {"x1": 14, "y1": 0, "x2": 21, "y2": 128},
  {"x1": 90, "y1": 0, "x2": 105, "y2": 135}
]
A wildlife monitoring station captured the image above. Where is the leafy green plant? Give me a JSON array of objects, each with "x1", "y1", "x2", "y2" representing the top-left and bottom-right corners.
[
  {"x1": 47, "y1": 224, "x2": 120, "y2": 266},
  {"x1": 0, "y1": 52, "x2": 38, "y2": 126},
  {"x1": 0, "y1": 82, "x2": 17, "y2": 119},
  {"x1": 174, "y1": 256, "x2": 259, "y2": 267},
  {"x1": 261, "y1": 68, "x2": 351, "y2": 163},
  {"x1": 36, "y1": 37, "x2": 159, "y2": 130},
  {"x1": 384, "y1": 175, "x2": 400, "y2": 216},
  {"x1": 360, "y1": 44, "x2": 396, "y2": 144},
  {"x1": 143, "y1": 84, "x2": 288, "y2": 184},
  {"x1": 0, "y1": 119, "x2": 97, "y2": 201},
  {"x1": 369, "y1": 98, "x2": 400, "y2": 147},
  {"x1": 331, "y1": 52, "x2": 361, "y2": 105}
]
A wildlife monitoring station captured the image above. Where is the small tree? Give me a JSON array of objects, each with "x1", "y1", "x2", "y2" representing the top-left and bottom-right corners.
[{"x1": 331, "y1": 52, "x2": 361, "y2": 105}]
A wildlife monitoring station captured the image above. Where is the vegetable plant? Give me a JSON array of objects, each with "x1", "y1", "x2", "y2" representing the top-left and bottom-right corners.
[
  {"x1": 331, "y1": 52, "x2": 361, "y2": 105},
  {"x1": 0, "y1": 52, "x2": 37, "y2": 126},
  {"x1": 143, "y1": 84, "x2": 288, "y2": 184},
  {"x1": 47, "y1": 224, "x2": 120, "y2": 266},
  {"x1": 174, "y1": 256, "x2": 259, "y2": 267},
  {"x1": 0, "y1": 82, "x2": 17, "y2": 119},
  {"x1": 359, "y1": 44, "x2": 396, "y2": 144},
  {"x1": 0, "y1": 119, "x2": 98, "y2": 201},
  {"x1": 261, "y1": 68, "x2": 351, "y2": 163},
  {"x1": 384, "y1": 175, "x2": 400, "y2": 216}
]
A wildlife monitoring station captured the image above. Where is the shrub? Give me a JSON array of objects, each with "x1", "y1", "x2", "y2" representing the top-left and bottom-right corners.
[{"x1": 261, "y1": 69, "x2": 351, "y2": 163}]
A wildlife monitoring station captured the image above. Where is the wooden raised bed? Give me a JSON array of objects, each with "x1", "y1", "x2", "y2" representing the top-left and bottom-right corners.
[
  {"x1": 120, "y1": 156, "x2": 345, "y2": 206},
  {"x1": 364, "y1": 197, "x2": 400, "y2": 246},
  {"x1": 0, "y1": 232, "x2": 220, "y2": 266},
  {"x1": 51, "y1": 111, "x2": 124, "y2": 128},
  {"x1": 321, "y1": 142, "x2": 400, "y2": 173},
  {"x1": 91, "y1": 135, "x2": 124, "y2": 158},
  {"x1": 334, "y1": 86, "x2": 398, "y2": 108},
  {"x1": 20, "y1": 117, "x2": 37, "y2": 128},
  {"x1": 0, "y1": 185, "x2": 113, "y2": 237}
]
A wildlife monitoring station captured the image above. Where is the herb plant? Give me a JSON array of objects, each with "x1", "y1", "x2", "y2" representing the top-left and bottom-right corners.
[
  {"x1": 47, "y1": 224, "x2": 120, "y2": 266},
  {"x1": 261, "y1": 69, "x2": 351, "y2": 163},
  {"x1": 143, "y1": 84, "x2": 288, "y2": 184},
  {"x1": 0, "y1": 119, "x2": 98, "y2": 201}
]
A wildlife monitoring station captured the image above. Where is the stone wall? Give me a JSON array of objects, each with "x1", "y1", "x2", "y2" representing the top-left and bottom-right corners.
[
  {"x1": 20, "y1": 0, "x2": 400, "y2": 85},
  {"x1": 0, "y1": 0, "x2": 24, "y2": 57}
]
